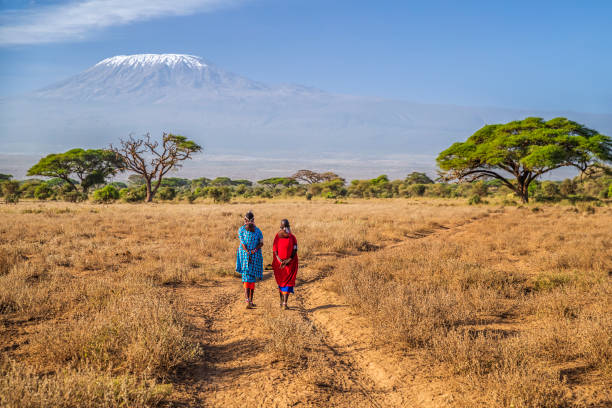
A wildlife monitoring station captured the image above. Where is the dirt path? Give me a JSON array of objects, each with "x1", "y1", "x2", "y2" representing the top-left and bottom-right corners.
[{"x1": 171, "y1": 212, "x2": 500, "y2": 407}]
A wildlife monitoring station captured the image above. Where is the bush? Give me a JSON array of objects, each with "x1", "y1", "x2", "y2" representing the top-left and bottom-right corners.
[
  {"x1": 207, "y1": 186, "x2": 232, "y2": 203},
  {"x1": 92, "y1": 185, "x2": 120, "y2": 203},
  {"x1": 305, "y1": 193, "x2": 313, "y2": 200},
  {"x1": 120, "y1": 186, "x2": 146, "y2": 202},
  {"x1": 34, "y1": 184, "x2": 54, "y2": 200},
  {"x1": 410, "y1": 184, "x2": 426, "y2": 197},
  {"x1": 1, "y1": 181, "x2": 21, "y2": 204},
  {"x1": 468, "y1": 194, "x2": 482, "y2": 205},
  {"x1": 61, "y1": 190, "x2": 87, "y2": 203},
  {"x1": 157, "y1": 187, "x2": 176, "y2": 201},
  {"x1": 560, "y1": 179, "x2": 576, "y2": 196}
]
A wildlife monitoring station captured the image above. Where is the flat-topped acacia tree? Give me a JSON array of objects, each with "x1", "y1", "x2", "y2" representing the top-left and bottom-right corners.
[
  {"x1": 27, "y1": 148, "x2": 122, "y2": 193},
  {"x1": 111, "y1": 133, "x2": 202, "y2": 202},
  {"x1": 437, "y1": 117, "x2": 612, "y2": 203}
]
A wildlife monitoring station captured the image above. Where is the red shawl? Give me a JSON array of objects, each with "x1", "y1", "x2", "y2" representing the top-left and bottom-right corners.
[{"x1": 272, "y1": 231, "x2": 298, "y2": 287}]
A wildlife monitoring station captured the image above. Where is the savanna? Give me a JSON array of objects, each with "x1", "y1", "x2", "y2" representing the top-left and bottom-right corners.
[{"x1": 1, "y1": 198, "x2": 610, "y2": 407}]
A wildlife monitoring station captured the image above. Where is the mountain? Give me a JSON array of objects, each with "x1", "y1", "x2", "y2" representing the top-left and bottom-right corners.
[
  {"x1": 35, "y1": 54, "x2": 324, "y2": 102},
  {"x1": 1, "y1": 54, "x2": 611, "y2": 179}
]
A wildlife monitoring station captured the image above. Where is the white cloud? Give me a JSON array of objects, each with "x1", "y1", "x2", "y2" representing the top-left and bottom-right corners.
[{"x1": 0, "y1": 0, "x2": 245, "y2": 46}]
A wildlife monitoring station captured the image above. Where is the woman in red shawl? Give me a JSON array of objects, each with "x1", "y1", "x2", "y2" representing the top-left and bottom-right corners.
[{"x1": 272, "y1": 219, "x2": 298, "y2": 310}]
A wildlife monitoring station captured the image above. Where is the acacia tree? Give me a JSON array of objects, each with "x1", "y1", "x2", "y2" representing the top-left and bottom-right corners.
[
  {"x1": 258, "y1": 177, "x2": 298, "y2": 189},
  {"x1": 437, "y1": 117, "x2": 611, "y2": 203},
  {"x1": 291, "y1": 170, "x2": 342, "y2": 184},
  {"x1": 111, "y1": 133, "x2": 202, "y2": 202},
  {"x1": 27, "y1": 148, "x2": 122, "y2": 193}
]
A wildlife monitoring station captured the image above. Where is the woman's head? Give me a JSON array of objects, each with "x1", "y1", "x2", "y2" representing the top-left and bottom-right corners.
[
  {"x1": 280, "y1": 219, "x2": 290, "y2": 232},
  {"x1": 244, "y1": 211, "x2": 254, "y2": 223}
]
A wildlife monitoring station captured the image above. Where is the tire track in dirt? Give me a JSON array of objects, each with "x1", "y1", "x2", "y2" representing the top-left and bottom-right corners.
[
  {"x1": 292, "y1": 209, "x2": 506, "y2": 407},
  {"x1": 172, "y1": 209, "x2": 504, "y2": 407}
]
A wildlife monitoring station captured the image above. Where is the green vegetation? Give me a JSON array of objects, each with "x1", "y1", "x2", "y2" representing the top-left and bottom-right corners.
[
  {"x1": 7, "y1": 166, "x2": 612, "y2": 205},
  {"x1": 92, "y1": 185, "x2": 120, "y2": 203},
  {"x1": 437, "y1": 117, "x2": 612, "y2": 202},
  {"x1": 8, "y1": 118, "x2": 612, "y2": 205},
  {"x1": 27, "y1": 148, "x2": 122, "y2": 193}
]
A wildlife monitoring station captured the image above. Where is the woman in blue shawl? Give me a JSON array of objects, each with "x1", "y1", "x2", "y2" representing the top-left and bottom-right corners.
[{"x1": 236, "y1": 211, "x2": 264, "y2": 309}]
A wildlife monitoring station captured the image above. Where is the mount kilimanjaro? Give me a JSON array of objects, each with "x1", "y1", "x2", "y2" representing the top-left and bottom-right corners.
[{"x1": 1, "y1": 53, "x2": 611, "y2": 179}]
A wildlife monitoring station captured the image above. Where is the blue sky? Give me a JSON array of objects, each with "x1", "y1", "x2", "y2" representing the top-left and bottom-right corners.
[{"x1": 1, "y1": 0, "x2": 611, "y2": 113}]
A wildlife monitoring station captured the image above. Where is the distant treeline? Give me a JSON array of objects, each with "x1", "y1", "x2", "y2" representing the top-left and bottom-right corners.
[
  {"x1": 2, "y1": 116, "x2": 611, "y2": 205},
  {"x1": 1, "y1": 169, "x2": 611, "y2": 205}
]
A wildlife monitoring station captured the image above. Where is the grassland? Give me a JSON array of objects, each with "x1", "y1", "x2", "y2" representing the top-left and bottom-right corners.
[{"x1": 1, "y1": 199, "x2": 610, "y2": 407}]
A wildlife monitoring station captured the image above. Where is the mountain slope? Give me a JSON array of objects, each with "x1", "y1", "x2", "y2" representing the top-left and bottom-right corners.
[{"x1": 35, "y1": 54, "x2": 323, "y2": 102}]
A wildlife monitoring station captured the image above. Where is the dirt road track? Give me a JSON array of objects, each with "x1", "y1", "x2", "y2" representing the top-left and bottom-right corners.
[{"x1": 171, "y1": 213, "x2": 498, "y2": 407}]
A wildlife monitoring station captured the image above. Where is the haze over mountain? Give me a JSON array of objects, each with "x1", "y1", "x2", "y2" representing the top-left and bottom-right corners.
[{"x1": 1, "y1": 54, "x2": 611, "y2": 179}]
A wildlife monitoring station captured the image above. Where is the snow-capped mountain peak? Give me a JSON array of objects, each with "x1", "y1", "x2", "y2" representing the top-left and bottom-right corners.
[
  {"x1": 35, "y1": 53, "x2": 325, "y2": 102},
  {"x1": 95, "y1": 54, "x2": 209, "y2": 70}
]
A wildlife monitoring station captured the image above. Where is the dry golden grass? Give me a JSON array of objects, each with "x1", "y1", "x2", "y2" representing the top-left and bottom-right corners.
[
  {"x1": 332, "y1": 205, "x2": 612, "y2": 407},
  {"x1": 1, "y1": 199, "x2": 610, "y2": 407}
]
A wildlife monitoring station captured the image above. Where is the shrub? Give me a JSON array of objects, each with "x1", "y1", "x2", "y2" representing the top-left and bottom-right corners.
[
  {"x1": 61, "y1": 190, "x2": 87, "y2": 203},
  {"x1": 541, "y1": 181, "x2": 560, "y2": 198},
  {"x1": 468, "y1": 194, "x2": 482, "y2": 205},
  {"x1": 410, "y1": 184, "x2": 426, "y2": 197},
  {"x1": 1, "y1": 180, "x2": 21, "y2": 204},
  {"x1": 92, "y1": 185, "x2": 120, "y2": 203},
  {"x1": 305, "y1": 193, "x2": 313, "y2": 200},
  {"x1": 157, "y1": 187, "x2": 176, "y2": 201},
  {"x1": 560, "y1": 179, "x2": 577, "y2": 196},
  {"x1": 34, "y1": 184, "x2": 54, "y2": 200},
  {"x1": 120, "y1": 186, "x2": 146, "y2": 202},
  {"x1": 207, "y1": 186, "x2": 232, "y2": 203}
]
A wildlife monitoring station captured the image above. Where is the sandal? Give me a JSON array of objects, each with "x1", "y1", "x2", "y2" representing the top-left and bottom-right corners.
[{"x1": 282, "y1": 302, "x2": 288, "y2": 310}]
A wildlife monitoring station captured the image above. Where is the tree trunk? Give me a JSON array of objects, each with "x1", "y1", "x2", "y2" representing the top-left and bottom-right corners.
[
  {"x1": 518, "y1": 182, "x2": 529, "y2": 203},
  {"x1": 145, "y1": 179, "x2": 153, "y2": 202}
]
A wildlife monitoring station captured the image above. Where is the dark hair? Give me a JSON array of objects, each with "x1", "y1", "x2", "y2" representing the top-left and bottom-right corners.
[
  {"x1": 281, "y1": 219, "x2": 290, "y2": 229},
  {"x1": 245, "y1": 211, "x2": 254, "y2": 221}
]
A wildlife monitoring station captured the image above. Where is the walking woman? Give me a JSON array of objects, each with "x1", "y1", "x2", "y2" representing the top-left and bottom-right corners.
[
  {"x1": 236, "y1": 211, "x2": 264, "y2": 309},
  {"x1": 272, "y1": 219, "x2": 298, "y2": 309}
]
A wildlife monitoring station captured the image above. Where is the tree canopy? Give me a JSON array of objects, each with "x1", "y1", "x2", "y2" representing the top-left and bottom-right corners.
[
  {"x1": 27, "y1": 148, "x2": 122, "y2": 193},
  {"x1": 258, "y1": 177, "x2": 298, "y2": 189},
  {"x1": 291, "y1": 170, "x2": 342, "y2": 184},
  {"x1": 405, "y1": 172, "x2": 434, "y2": 185},
  {"x1": 437, "y1": 117, "x2": 612, "y2": 202}
]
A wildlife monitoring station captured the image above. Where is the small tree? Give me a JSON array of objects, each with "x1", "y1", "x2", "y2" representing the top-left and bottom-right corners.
[
  {"x1": 405, "y1": 172, "x2": 433, "y2": 185},
  {"x1": 258, "y1": 177, "x2": 298, "y2": 189},
  {"x1": 292, "y1": 170, "x2": 324, "y2": 184},
  {"x1": 110, "y1": 133, "x2": 202, "y2": 202},
  {"x1": 437, "y1": 117, "x2": 612, "y2": 203},
  {"x1": 0, "y1": 174, "x2": 12, "y2": 181},
  {"x1": 27, "y1": 148, "x2": 122, "y2": 193}
]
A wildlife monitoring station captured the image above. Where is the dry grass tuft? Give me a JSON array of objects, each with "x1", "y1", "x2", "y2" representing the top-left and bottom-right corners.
[
  {"x1": 264, "y1": 309, "x2": 319, "y2": 362},
  {"x1": 0, "y1": 360, "x2": 172, "y2": 408}
]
